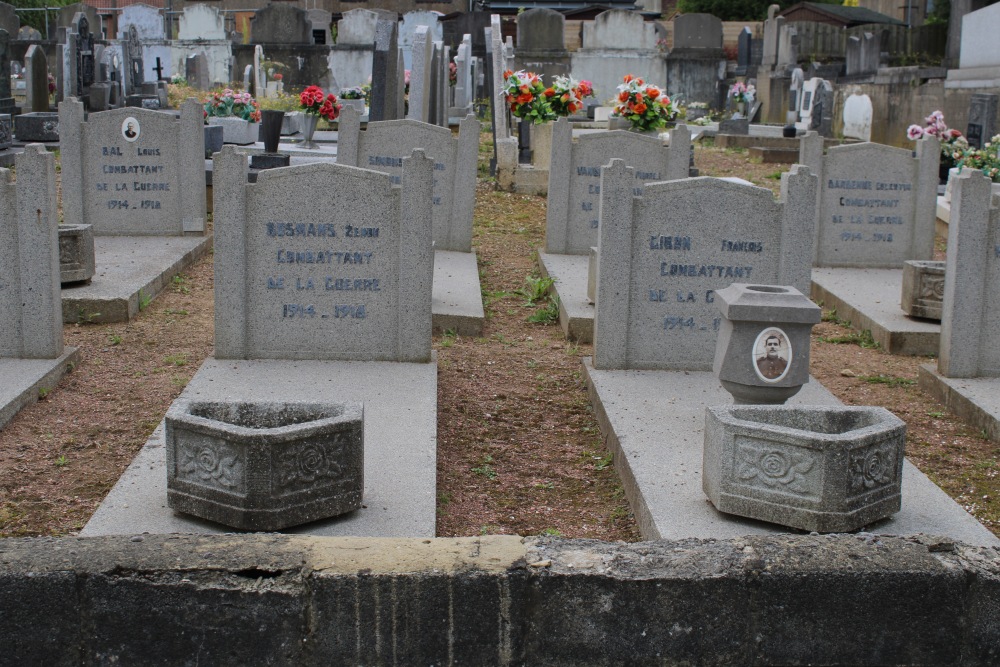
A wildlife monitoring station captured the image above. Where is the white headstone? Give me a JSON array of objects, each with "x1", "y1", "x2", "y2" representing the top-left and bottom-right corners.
[
  {"x1": 177, "y1": 4, "x2": 227, "y2": 41},
  {"x1": 842, "y1": 92, "x2": 873, "y2": 142}
]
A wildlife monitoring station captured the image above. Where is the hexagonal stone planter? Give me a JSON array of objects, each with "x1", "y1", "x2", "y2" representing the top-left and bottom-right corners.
[
  {"x1": 166, "y1": 400, "x2": 363, "y2": 530},
  {"x1": 58, "y1": 224, "x2": 95, "y2": 284},
  {"x1": 703, "y1": 405, "x2": 906, "y2": 533}
]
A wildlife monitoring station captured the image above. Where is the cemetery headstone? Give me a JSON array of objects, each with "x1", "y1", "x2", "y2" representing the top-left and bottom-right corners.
[
  {"x1": 842, "y1": 92, "x2": 873, "y2": 142},
  {"x1": 0, "y1": 1, "x2": 17, "y2": 37},
  {"x1": 400, "y1": 11, "x2": 442, "y2": 71},
  {"x1": 0, "y1": 145, "x2": 62, "y2": 360},
  {"x1": 72, "y1": 14, "x2": 95, "y2": 104},
  {"x1": 59, "y1": 97, "x2": 206, "y2": 236},
  {"x1": 513, "y1": 8, "x2": 570, "y2": 81},
  {"x1": 18, "y1": 26, "x2": 42, "y2": 41},
  {"x1": 787, "y1": 67, "x2": 804, "y2": 125},
  {"x1": 177, "y1": 4, "x2": 227, "y2": 41},
  {"x1": 396, "y1": 47, "x2": 406, "y2": 120},
  {"x1": 251, "y1": 4, "x2": 311, "y2": 44},
  {"x1": 571, "y1": 9, "x2": 661, "y2": 106},
  {"x1": 252, "y1": 45, "x2": 265, "y2": 98},
  {"x1": 938, "y1": 170, "x2": 1000, "y2": 378},
  {"x1": 546, "y1": 118, "x2": 692, "y2": 255},
  {"x1": 407, "y1": 25, "x2": 433, "y2": 122},
  {"x1": 125, "y1": 25, "x2": 143, "y2": 96},
  {"x1": 736, "y1": 27, "x2": 752, "y2": 76},
  {"x1": 451, "y1": 35, "x2": 473, "y2": 114},
  {"x1": 212, "y1": 146, "x2": 435, "y2": 363},
  {"x1": 369, "y1": 19, "x2": 399, "y2": 122},
  {"x1": 58, "y1": 3, "x2": 99, "y2": 37},
  {"x1": 966, "y1": 94, "x2": 998, "y2": 150},
  {"x1": 846, "y1": 32, "x2": 880, "y2": 77},
  {"x1": 24, "y1": 44, "x2": 49, "y2": 113},
  {"x1": 761, "y1": 4, "x2": 783, "y2": 69},
  {"x1": 338, "y1": 106, "x2": 480, "y2": 252},
  {"x1": 307, "y1": 9, "x2": 332, "y2": 45},
  {"x1": 0, "y1": 29, "x2": 13, "y2": 116},
  {"x1": 592, "y1": 162, "x2": 817, "y2": 371},
  {"x1": 799, "y1": 132, "x2": 938, "y2": 268},
  {"x1": 185, "y1": 52, "x2": 210, "y2": 91},
  {"x1": 672, "y1": 13, "x2": 723, "y2": 51}
]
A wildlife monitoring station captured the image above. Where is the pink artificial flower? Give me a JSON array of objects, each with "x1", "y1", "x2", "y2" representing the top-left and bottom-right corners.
[{"x1": 907, "y1": 125, "x2": 924, "y2": 141}]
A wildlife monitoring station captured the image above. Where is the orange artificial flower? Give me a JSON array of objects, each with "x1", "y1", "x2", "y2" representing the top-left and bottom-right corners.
[
  {"x1": 646, "y1": 86, "x2": 660, "y2": 99},
  {"x1": 634, "y1": 102, "x2": 647, "y2": 114},
  {"x1": 544, "y1": 87, "x2": 556, "y2": 97}
]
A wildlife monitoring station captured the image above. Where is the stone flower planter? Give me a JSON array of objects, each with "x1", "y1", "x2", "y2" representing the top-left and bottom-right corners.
[
  {"x1": 207, "y1": 116, "x2": 260, "y2": 145},
  {"x1": 901, "y1": 260, "x2": 945, "y2": 321},
  {"x1": 703, "y1": 405, "x2": 906, "y2": 533},
  {"x1": 15, "y1": 111, "x2": 59, "y2": 142},
  {"x1": 58, "y1": 224, "x2": 95, "y2": 284},
  {"x1": 339, "y1": 98, "x2": 366, "y2": 116},
  {"x1": 166, "y1": 400, "x2": 364, "y2": 530}
]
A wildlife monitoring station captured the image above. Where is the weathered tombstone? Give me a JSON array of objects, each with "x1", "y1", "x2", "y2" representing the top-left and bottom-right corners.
[
  {"x1": 118, "y1": 3, "x2": 170, "y2": 85},
  {"x1": 72, "y1": 14, "x2": 95, "y2": 103},
  {"x1": 842, "y1": 92, "x2": 873, "y2": 142},
  {"x1": 338, "y1": 107, "x2": 480, "y2": 252},
  {"x1": 0, "y1": 29, "x2": 14, "y2": 116},
  {"x1": 570, "y1": 9, "x2": 661, "y2": 107},
  {"x1": 787, "y1": 67, "x2": 804, "y2": 125},
  {"x1": 24, "y1": 44, "x2": 49, "y2": 113},
  {"x1": 488, "y1": 16, "x2": 518, "y2": 185},
  {"x1": 673, "y1": 13, "x2": 723, "y2": 50},
  {"x1": 400, "y1": 11, "x2": 442, "y2": 71},
  {"x1": 185, "y1": 51, "x2": 210, "y2": 91},
  {"x1": 776, "y1": 24, "x2": 799, "y2": 72},
  {"x1": 407, "y1": 25, "x2": 433, "y2": 122},
  {"x1": 242, "y1": 64, "x2": 251, "y2": 92},
  {"x1": 177, "y1": 3, "x2": 226, "y2": 40},
  {"x1": 58, "y1": 3, "x2": 100, "y2": 37},
  {"x1": 18, "y1": 26, "x2": 42, "y2": 41},
  {"x1": 736, "y1": 27, "x2": 752, "y2": 76},
  {"x1": 59, "y1": 97, "x2": 206, "y2": 236},
  {"x1": 937, "y1": 170, "x2": 1000, "y2": 378},
  {"x1": 396, "y1": 48, "x2": 406, "y2": 120},
  {"x1": 814, "y1": 80, "x2": 834, "y2": 137},
  {"x1": 846, "y1": 32, "x2": 881, "y2": 77},
  {"x1": 212, "y1": 146, "x2": 435, "y2": 363},
  {"x1": 966, "y1": 93, "x2": 998, "y2": 150},
  {"x1": 250, "y1": 4, "x2": 311, "y2": 44},
  {"x1": 0, "y1": 145, "x2": 63, "y2": 360},
  {"x1": 369, "y1": 19, "x2": 399, "y2": 122},
  {"x1": 252, "y1": 45, "x2": 265, "y2": 98},
  {"x1": 761, "y1": 4, "x2": 783, "y2": 69},
  {"x1": 512, "y1": 8, "x2": 570, "y2": 81},
  {"x1": 307, "y1": 9, "x2": 333, "y2": 45},
  {"x1": 546, "y1": 118, "x2": 692, "y2": 255},
  {"x1": 0, "y1": 1, "x2": 17, "y2": 37},
  {"x1": 451, "y1": 35, "x2": 473, "y2": 114},
  {"x1": 125, "y1": 25, "x2": 143, "y2": 96},
  {"x1": 799, "y1": 132, "x2": 938, "y2": 268},
  {"x1": 592, "y1": 162, "x2": 817, "y2": 371}
]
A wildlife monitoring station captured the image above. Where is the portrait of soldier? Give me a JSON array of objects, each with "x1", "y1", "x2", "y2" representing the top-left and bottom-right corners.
[{"x1": 756, "y1": 331, "x2": 788, "y2": 380}]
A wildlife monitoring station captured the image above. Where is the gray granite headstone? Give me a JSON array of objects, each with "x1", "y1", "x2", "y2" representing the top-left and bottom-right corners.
[
  {"x1": 593, "y1": 162, "x2": 817, "y2": 371},
  {"x1": 761, "y1": 4, "x2": 783, "y2": 69},
  {"x1": 250, "y1": 4, "x2": 311, "y2": 44},
  {"x1": 799, "y1": 133, "x2": 938, "y2": 268},
  {"x1": 72, "y1": 14, "x2": 95, "y2": 103},
  {"x1": 736, "y1": 27, "x2": 752, "y2": 75},
  {"x1": 59, "y1": 97, "x2": 206, "y2": 236},
  {"x1": 0, "y1": 144, "x2": 62, "y2": 360},
  {"x1": 516, "y1": 8, "x2": 563, "y2": 51},
  {"x1": 0, "y1": 1, "x2": 17, "y2": 37},
  {"x1": 546, "y1": 118, "x2": 691, "y2": 255},
  {"x1": 212, "y1": 145, "x2": 435, "y2": 363},
  {"x1": 400, "y1": 11, "x2": 442, "y2": 71},
  {"x1": 369, "y1": 18, "x2": 400, "y2": 122},
  {"x1": 673, "y1": 13, "x2": 723, "y2": 51},
  {"x1": 18, "y1": 26, "x2": 42, "y2": 41},
  {"x1": 938, "y1": 169, "x2": 1000, "y2": 378},
  {"x1": 0, "y1": 28, "x2": 13, "y2": 115},
  {"x1": 125, "y1": 25, "x2": 143, "y2": 95},
  {"x1": 24, "y1": 44, "x2": 49, "y2": 113},
  {"x1": 185, "y1": 51, "x2": 210, "y2": 91},
  {"x1": 338, "y1": 107, "x2": 479, "y2": 252},
  {"x1": 407, "y1": 25, "x2": 433, "y2": 122},
  {"x1": 966, "y1": 93, "x2": 998, "y2": 150}
]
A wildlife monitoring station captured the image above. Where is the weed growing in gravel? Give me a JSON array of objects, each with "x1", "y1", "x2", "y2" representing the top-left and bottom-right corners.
[
  {"x1": 440, "y1": 329, "x2": 457, "y2": 348},
  {"x1": 520, "y1": 275, "x2": 554, "y2": 305},
  {"x1": 54, "y1": 455, "x2": 68, "y2": 467},
  {"x1": 109, "y1": 335, "x2": 122, "y2": 345},
  {"x1": 163, "y1": 354, "x2": 188, "y2": 367},
  {"x1": 860, "y1": 375, "x2": 915, "y2": 387},
  {"x1": 472, "y1": 454, "x2": 498, "y2": 480},
  {"x1": 818, "y1": 329, "x2": 880, "y2": 349},
  {"x1": 138, "y1": 289, "x2": 153, "y2": 311},
  {"x1": 527, "y1": 295, "x2": 559, "y2": 325}
]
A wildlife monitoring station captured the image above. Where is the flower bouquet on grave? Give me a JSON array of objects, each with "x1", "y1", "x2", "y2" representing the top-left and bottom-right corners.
[
  {"x1": 298, "y1": 85, "x2": 341, "y2": 149},
  {"x1": 728, "y1": 81, "x2": 755, "y2": 116},
  {"x1": 611, "y1": 75, "x2": 677, "y2": 133},
  {"x1": 545, "y1": 76, "x2": 594, "y2": 118},
  {"x1": 449, "y1": 61, "x2": 457, "y2": 87},
  {"x1": 502, "y1": 69, "x2": 556, "y2": 124},
  {"x1": 907, "y1": 110, "x2": 968, "y2": 172},
  {"x1": 957, "y1": 134, "x2": 1000, "y2": 183},
  {"x1": 339, "y1": 86, "x2": 365, "y2": 100},
  {"x1": 204, "y1": 88, "x2": 262, "y2": 123}
]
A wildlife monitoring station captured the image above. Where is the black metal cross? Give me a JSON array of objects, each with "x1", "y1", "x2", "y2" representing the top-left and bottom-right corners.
[{"x1": 153, "y1": 57, "x2": 164, "y2": 80}]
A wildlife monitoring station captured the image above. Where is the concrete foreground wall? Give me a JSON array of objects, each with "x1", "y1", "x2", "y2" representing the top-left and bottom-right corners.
[{"x1": 1, "y1": 533, "x2": 998, "y2": 665}]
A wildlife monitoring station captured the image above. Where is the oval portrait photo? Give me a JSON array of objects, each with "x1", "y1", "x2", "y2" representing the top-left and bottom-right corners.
[{"x1": 753, "y1": 327, "x2": 792, "y2": 383}]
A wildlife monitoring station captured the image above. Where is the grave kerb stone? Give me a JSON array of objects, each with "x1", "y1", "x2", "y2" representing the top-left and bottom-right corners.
[
  {"x1": 938, "y1": 169, "x2": 1000, "y2": 378},
  {"x1": 593, "y1": 161, "x2": 817, "y2": 371},
  {"x1": 212, "y1": 146, "x2": 435, "y2": 362},
  {"x1": 545, "y1": 118, "x2": 691, "y2": 255},
  {"x1": 0, "y1": 144, "x2": 62, "y2": 359},
  {"x1": 59, "y1": 97, "x2": 206, "y2": 235}
]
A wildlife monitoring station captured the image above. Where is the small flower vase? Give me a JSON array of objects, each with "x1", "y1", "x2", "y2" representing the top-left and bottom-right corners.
[
  {"x1": 301, "y1": 113, "x2": 319, "y2": 149},
  {"x1": 736, "y1": 101, "x2": 746, "y2": 117}
]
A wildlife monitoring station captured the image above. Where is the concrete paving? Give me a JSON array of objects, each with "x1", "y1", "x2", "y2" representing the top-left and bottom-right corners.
[
  {"x1": 0, "y1": 350, "x2": 81, "y2": 430},
  {"x1": 433, "y1": 250, "x2": 484, "y2": 336},
  {"x1": 582, "y1": 358, "x2": 999, "y2": 547},
  {"x1": 82, "y1": 355, "x2": 438, "y2": 538},
  {"x1": 538, "y1": 252, "x2": 593, "y2": 342},
  {"x1": 919, "y1": 363, "x2": 1000, "y2": 442},
  {"x1": 61, "y1": 235, "x2": 213, "y2": 324},
  {"x1": 811, "y1": 267, "x2": 941, "y2": 356}
]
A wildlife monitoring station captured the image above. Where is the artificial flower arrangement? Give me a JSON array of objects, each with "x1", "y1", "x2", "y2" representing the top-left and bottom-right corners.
[
  {"x1": 611, "y1": 74, "x2": 677, "y2": 132},
  {"x1": 957, "y1": 134, "x2": 1000, "y2": 182},
  {"x1": 907, "y1": 110, "x2": 968, "y2": 169},
  {"x1": 449, "y1": 61, "x2": 457, "y2": 87},
  {"x1": 299, "y1": 85, "x2": 342, "y2": 121},
  {"x1": 204, "y1": 88, "x2": 261, "y2": 123},
  {"x1": 339, "y1": 86, "x2": 366, "y2": 100},
  {"x1": 728, "y1": 81, "x2": 755, "y2": 105},
  {"x1": 502, "y1": 69, "x2": 556, "y2": 124},
  {"x1": 545, "y1": 76, "x2": 595, "y2": 117}
]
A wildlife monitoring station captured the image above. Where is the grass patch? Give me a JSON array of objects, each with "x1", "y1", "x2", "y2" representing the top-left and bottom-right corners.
[
  {"x1": 860, "y1": 374, "x2": 915, "y2": 388},
  {"x1": 817, "y1": 329, "x2": 880, "y2": 349}
]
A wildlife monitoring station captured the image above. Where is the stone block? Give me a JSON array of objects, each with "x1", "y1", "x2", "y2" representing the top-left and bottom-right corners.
[
  {"x1": 58, "y1": 224, "x2": 95, "y2": 284},
  {"x1": 207, "y1": 116, "x2": 259, "y2": 145},
  {"x1": 166, "y1": 400, "x2": 364, "y2": 530},
  {"x1": 718, "y1": 118, "x2": 749, "y2": 135},
  {"x1": 250, "y1": 153, "x2": 290, "y2": 170},
  {"x1": 204, "y1": 124, "x2": 223, "y2": 158},
  {"x1": 703, "y1": 405, "x2": 906, "y2": 532},
  {"x1": 901, "y1": 260, "x2": 945, "y2": 320},
  {"x1": 15, "y1": 112, "x2": 59, "y2": 142}
]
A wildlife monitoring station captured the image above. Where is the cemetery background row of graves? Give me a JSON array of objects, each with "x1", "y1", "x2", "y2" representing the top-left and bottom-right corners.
[{"x1": 0, "y1": 3, "x2": 994, "y2": 545}]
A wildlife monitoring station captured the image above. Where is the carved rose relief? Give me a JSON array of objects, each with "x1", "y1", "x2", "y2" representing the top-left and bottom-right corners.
[
  {"x1": 849, "y1": 442, "x2": 896, "y2": 493},
  {"x1": 736, "y1": 444, "x2": 816, "y2": 495},
  {"x1": 919, "y1": 275, "x2": 945, "y2": 302},
  {"x1": 275, "y1": 436, "x2": 345, "y2": 491},
  {"x1": 179, "y1": 441, "x2": 243, "y2": 491}
]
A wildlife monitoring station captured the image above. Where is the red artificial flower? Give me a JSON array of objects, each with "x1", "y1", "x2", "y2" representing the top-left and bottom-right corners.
[
  {"x1": 517, "y1": 92, "x2": 533, "y2": 104},
  {"x1": 646, "y1": 86, "x2": 660, "y2": 99},
  {"x1": 634, "y1": 102, "x2": 647, "y2": 114},
  {"x1": 544, "y1": 87, "x2": 556, "y2": 97},
  {"x1": 618, "y1": 90, "x2": 630, "y2": 103}
]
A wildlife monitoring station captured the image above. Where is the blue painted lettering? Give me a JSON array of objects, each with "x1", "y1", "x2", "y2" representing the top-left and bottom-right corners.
[{"x1": 649, "y1": 236, "x2": 691, "y2": 251}]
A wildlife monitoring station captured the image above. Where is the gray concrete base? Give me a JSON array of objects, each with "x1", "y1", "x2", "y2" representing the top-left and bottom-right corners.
[
  {"x1": 581, "y1": 357, "x2": 999, "y2": 546},
  {"x1": 0, "y1": 349, "x2": 80, "y2": 430},
  {"x1": 538, "y1": 252, "x2": 593, "y2": 343},
  {"x1": 61, "y1": 235, "x2": 213, "y2": 324},
  {"x1": 82, "y1": 355, "x2": 437, "y2": 538},
  {"x1": 919, "y1": 363, "x2": 1000, "y2": 441},
  {"x1": 811, "y1": 267, "x2": 941, "y2": 356},
  {"x1": 433, "y1": 250, "x2": 484, "y2": 336}
]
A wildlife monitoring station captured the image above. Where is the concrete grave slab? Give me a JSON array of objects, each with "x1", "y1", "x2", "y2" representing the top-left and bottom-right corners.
[
  {"x1": 538, "y1": 252, "x2": 593, "y2": 342},
  {"x1": 82, "y1": 355, "x2": 437, "y2": 537},
  {"x1": 433, "y1": 250, "x2": 484, "y2": 336},
  {"x1": 0, "y1": 353, "x2": 80, "y2": 431},
  {"x1": 582, "y1": 359, "x2": 1000, "y2": 546},
  {"x1": 919, "y1": 365, "x2": 1000, "y2": 442},
  {"x1": 810, "y1": 267, "x2": 940, "y2": 356},
  {"x1": 61, "y1": 235, "x2": 213, "y2": 324}
]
